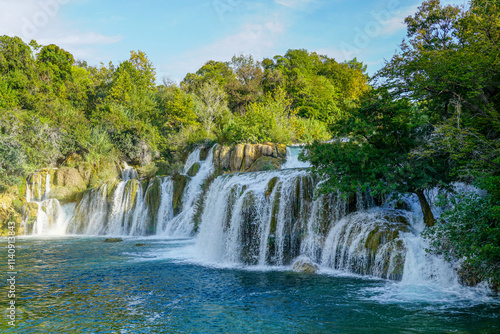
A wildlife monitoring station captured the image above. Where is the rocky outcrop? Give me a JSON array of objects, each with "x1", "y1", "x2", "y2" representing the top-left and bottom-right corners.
[
  {"x1": 187, "y1": 162, "x2": 200, "y2": 177},
  {"x1": 0, "y1": 194, "x2": 22, "y2": 235},
  {"x1": 247, "y1": 156, "x2": 281, "y2": 172},
  {"x1": 51, "y1": 167, "x2": 87, "y2": 203},
  {"x1": 214, "y1": 143, "x2": 287, "y2": 173},
  {"x1": 172, "y1": 173, "x2": 188, "y2": 215}
]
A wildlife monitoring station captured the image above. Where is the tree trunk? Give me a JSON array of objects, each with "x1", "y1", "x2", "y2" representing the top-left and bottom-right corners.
[{"x1": 414, "y1": 189, "x2": 435, "y2": 227}]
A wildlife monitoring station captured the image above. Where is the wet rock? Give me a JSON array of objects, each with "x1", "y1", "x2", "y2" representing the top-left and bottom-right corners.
[
  {"x1": 103, "y1": 238, "x2": 123, "y2": 243},
  {"x1": 145, "y1": 178, "x2": 162, "y2": 234},
  {"x1": 187, "y1": 162, "x2": 200, "y2": 177},
  {"x1": 231, "y1": 144, "x2": 245, "y2": 172},
  {"x1": 292, "y1": 256, "x2": 319, "y2": 273},
  {"x1": 172, "y1": 173, "x2": 188, "y2": 215}
]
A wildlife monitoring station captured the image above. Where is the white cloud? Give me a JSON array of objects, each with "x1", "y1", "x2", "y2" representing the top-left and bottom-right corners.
[
  {"x1": 0, "y1": 0, "x2": 120, "y2": 54},
  {"x1": 160, "y1": 18, "x2": 286, "y2": 83},
  {"x1": 275, "y1": 0, "x2": 314, "y2": 9}
]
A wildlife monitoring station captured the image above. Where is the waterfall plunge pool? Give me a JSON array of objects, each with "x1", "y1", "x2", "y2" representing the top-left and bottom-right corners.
[{"x1": 2, "y1": 236, "x2": 499, "y2": 333}]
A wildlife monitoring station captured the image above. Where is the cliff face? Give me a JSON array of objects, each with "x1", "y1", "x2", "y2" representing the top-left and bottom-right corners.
[{"x1": 213, "y1": 143, "x2": 287, "y2": 174}]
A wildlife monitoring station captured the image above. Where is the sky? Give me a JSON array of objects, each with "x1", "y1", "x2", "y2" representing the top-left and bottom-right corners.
[{"x1": 0, "y1": 0, "x2": 466, "y2": 83}]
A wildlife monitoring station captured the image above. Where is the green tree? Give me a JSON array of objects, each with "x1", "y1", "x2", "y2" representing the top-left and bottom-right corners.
[
  {"x1": 307, "y1": 89, "x2": 453, "y2": 227},
  {"x1": 193, "y1": 80, "x2": 231, "y2": 138}
]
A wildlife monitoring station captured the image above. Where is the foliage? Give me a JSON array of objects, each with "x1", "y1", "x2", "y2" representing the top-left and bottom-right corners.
[
  {"x1": 307, "y1": 89, "x2": 452, "y2": 226},
  {"x1": 423, "y1": 188, "x2": 500, "y2": 289},
  {"x1": 262, "y1": 49, "x2": 369, "y2": 126},
  {"x1": 0, "y1": 134, "x2": 26, "y2": 191},
  {"x1": 222, "y1": 87, "x2": 298, "y2": 144}
]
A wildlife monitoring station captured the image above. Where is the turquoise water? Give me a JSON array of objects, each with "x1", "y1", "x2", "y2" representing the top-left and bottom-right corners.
[{"x1": 2, "y1": 237, "x2": 499, "y2": 333}]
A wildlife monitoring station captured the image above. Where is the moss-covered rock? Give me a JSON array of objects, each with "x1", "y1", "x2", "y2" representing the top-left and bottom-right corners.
[
  {"x1": 200, "y1": 145, "x2": 211, "y2": 161},
  {"x1": 172, "y1": 173, "x2": 188, "y2": 215},
  {"x1": 50, "y1": 186, "x2": 85, "y2": 203},
  {"x1": 145, "y1": 178, "x2": 162, "y2": 234},
  {"x1": 247, "y1": 156, "x2": 281, "y2": 172},
  {"x1": 292, "y1": 256, "x2": 319, "y2": 274},
  {"x1": 104, "y1": 238, "x2": 123, "y2": 243},
  {"x1": 187, "y1": 162, "x2": 201, "y2": 177},
  {"x1": 265, "y1": 177, "x2": 279, "y2": 199},
  {"x1": 277, "y1": 144, "x2": 287, "y2": 158},
  {"x1": 126, "y1": 179, "x2": 140, "y2": 208}
]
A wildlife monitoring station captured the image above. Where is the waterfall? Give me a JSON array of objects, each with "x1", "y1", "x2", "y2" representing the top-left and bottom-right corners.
[
  {"x1": 195, "y1": 169, "x2": 315, "y2": 265},
  {"x1": 44, "y1": 172, "x2": 51, "y2": 200},
  {"x1": 183, "y1": 148, "x2": 201, "y2": 174},
  {"x1": 281, "y1": 146, "x2": 311, "y2": 169},
  {"x1": 69, "y1": 176, "x2": 152, "y2": 236},
  {"x1": 159, "y1": 146, "x2": 215, "y2": 236},
  {"x1": 193, "y1": 167, "x2": 423, "y2": 280},
  {"x1": 21, "y1": 146, "x2": 473, "y2": 287},
  {"x1": 67, "y1": 148, "x2": 216, "y2": 237},
  {"x1": 156, "y1": 178, "x2": 174, "y2": 233},
  {"x1": 22, "y1": 169, "x2": 72, "y2": 236}
]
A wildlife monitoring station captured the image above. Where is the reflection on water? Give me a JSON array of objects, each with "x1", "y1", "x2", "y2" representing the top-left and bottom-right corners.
[{"x1": 1, "y1": 237, "x2": 499, "y2": 333}]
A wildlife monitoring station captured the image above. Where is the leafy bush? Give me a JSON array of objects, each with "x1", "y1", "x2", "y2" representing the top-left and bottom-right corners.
[
  {"x1": 423, "y1": 188, "x2": 500, "y2": 289},
  {"x1": 221, "y1": 87, "x2": 298, "y2": 144}
]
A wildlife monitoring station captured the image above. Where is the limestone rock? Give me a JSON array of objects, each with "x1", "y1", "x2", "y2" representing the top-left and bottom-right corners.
[
  {"x1": 55, "y1": 168, "x2": 86, "y2": 188},
  {"x1": 231, "y1": 144, "x2": 245, "y2": 172},
  {"x1": 246, "y1": 156, "x2": 281, "y2": 172},
  {"x1": 243, "y1": 144, "x2": 256, "y2": 170},
  {"x1": 292, "y1": 256, "x2": 319, "y2": 274},
  {"x1": 219, "y1": 146, "x2": 231, "y2": 170}
]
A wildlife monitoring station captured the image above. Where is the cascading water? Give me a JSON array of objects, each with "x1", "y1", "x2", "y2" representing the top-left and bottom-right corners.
[
  {"x1": 193, "y1": 168, "x2": 411, "y2": 279},
  {"x1": 67, "y1": 147, "x2": 216, "y2": 237},
  {"x1": 158, "y1": 146, "x2": 215, "y2": 236},
  {"x1": 22, "y1": 145, "x2": 481, "y2": 290},
  {"x1": 69, "y1": 171, "x2": 152, "y2": 236},
  {"x1": 281, "y1": 146, "x2": 311, "y2": 169}
]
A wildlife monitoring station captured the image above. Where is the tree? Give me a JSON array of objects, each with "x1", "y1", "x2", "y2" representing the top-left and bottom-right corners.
[
  {"x1": 193, "y1": 80, "x2": 231, "y2": 138},
  {"x1": 262, "y1": 49, "x2": 369, "y2": 125},
  {"x1": 181, "y1": 60, "x2": 236, "y2": 93},
  {"x1": 225, "y1": 55, "x2": 263, "y2": 114},
  {"x1": 307, "y1": 89, "x2": 453, "y2": 227}
]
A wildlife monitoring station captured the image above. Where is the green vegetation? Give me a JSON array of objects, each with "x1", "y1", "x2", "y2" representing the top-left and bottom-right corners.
[
  {"x1": 307, "y1": 0, "x2": 500, "y2": 288},
  {"x1": 0, "y1": 38, "x2": 365, "y2": 193}
]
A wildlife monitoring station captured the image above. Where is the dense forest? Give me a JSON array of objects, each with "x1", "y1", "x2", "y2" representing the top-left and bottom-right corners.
[{"x1": 0, "y1": 0, "x2": 499, "y2": 288}]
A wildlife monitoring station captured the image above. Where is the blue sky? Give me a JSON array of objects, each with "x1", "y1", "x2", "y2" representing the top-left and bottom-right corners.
[{"x1": 0, "y1": 0, "x2": 465, "y2": 83}]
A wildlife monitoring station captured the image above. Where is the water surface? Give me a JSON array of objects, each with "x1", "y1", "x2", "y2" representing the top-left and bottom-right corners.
[{"x1": 2, "y1": 237, "x2": 499, "y2": 333}]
